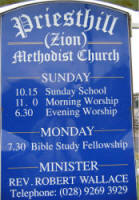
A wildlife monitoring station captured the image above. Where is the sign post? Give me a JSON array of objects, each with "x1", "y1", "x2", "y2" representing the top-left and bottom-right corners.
[{"x1": 0, "y1": 1, "x2": 137, "y2": 199}]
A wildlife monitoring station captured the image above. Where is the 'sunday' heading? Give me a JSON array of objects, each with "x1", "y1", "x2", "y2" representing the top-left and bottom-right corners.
[{"x1": 11, "y1": 7, "x2": 119, "y2": 39}]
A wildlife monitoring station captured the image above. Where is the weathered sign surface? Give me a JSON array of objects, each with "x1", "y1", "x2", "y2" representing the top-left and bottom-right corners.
[{"x1": 1, "y1": 2, "x2": 137, "y2": 200}]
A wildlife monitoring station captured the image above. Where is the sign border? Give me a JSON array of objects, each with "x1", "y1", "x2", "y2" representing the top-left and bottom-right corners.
[{"x1": 0, "y1": 1, "x2": 137, "y2": 199}]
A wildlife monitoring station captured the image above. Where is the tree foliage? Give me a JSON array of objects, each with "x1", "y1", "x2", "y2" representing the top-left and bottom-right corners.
[
  {"x1": 0, "y1": 0, "x2": 26, "y2": 6},
  {"x1": 101, "y1": 0, "x2": 138, "y2": 10},
  {"x1": 0, "y1": 0, "x2": 138, "y2": 10}
]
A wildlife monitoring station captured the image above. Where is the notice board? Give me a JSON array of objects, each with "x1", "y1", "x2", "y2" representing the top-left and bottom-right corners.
[{"x1": 1, "y1": 1, "x2": 137, "y2": 200}]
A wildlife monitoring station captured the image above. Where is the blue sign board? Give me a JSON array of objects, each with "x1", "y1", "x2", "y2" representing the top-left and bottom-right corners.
[{"x1": 1, "y1": 1, "x2": 137, "y2": 199}]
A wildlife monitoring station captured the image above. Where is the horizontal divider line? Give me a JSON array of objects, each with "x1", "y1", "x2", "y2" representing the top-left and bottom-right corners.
[
  {"x1": 8, "y1": 132, "x2": 40, "y2": 134},
  {"x1": 8, "y1": 129, "x2": 126, "y2": 134},
  {"x1": 7, "y1": 77, "x2": 124, "y2": 80},
  {"x1": 8, "y1": 166, "x2": 39, "y2": 170},
  {"x1": 8, "y1": 77, "x2": 41, "y2": 80},
  {"x1": 8, "y1": 164, "x2": 128, "y2": 170},
  {"x1": 8, "y1": 42, "x2": 123, "y2": 45},
  {"x1": 99, "y1": 164, "x2": 128, "y2": 167},
  {"x1": 94, "y1": 129, "x2": 126, "y2": 132},
  {"x1": 88, "y1": 42, "x2": 123, "y2": 45},
  {"x1": 8, "y1": 42, "x2": 44, "y2": 45},
  {"x1": 90, "y1": 76, "x2": 125, "y2": 79}
]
